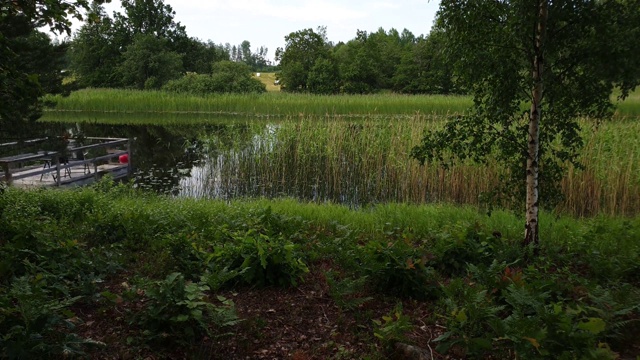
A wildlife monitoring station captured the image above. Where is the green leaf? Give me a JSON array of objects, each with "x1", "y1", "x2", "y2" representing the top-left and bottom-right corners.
[
  {"x1": 578, "y1": 318, "x2": 606, "y2": 335},
  {"x1": 174, "y1": 314, "x2": 189, "y2": 322},
  {"x1": 455, "y1": 309, "x2": 467, "y2": 323}
]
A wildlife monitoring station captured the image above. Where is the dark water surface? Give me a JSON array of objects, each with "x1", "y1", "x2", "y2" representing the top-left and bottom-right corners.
[{"x1": 19, "y1": 120, "x2": 399, "y2": 206}]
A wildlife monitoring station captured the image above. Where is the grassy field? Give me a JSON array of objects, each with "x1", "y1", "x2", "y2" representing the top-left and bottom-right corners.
[
  {"x1": 253, "y1": 72, "x2": 281, "y2": 92},
  {"x1": 44, "y1": 87, "x2": 640, "y2": 118},
  {"x1": 1, "y1": 185, "x2": 638, "y2": 358},
  {"x1": 44, "y1": 88, "x2": 473, "y2": 117}
]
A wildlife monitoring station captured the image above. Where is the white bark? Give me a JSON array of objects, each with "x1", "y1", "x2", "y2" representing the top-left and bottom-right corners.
[{"x1": 524, "y1": 0, "x2": 547, "y2": 249}]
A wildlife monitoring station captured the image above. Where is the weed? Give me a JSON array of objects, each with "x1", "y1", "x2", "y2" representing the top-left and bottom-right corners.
[
  {"x1": 372, "y1": 303, "x2": 413, "y2": 348},
  {"x1": 325, "y1": 271, "x2": 373, "y2": 311},
  {"x1": 133, "y1": 272, "x2": 240, "y2": 345},
  {"x1": 0, "y1": 276, "x2": 104, "y2": 358},
  {"x1": 363, "y1": 238, "x2": 440, "y2": 300}
]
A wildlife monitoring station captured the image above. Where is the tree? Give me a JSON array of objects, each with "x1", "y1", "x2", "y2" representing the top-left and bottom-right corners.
[
  {"x1": 412, "y1": 0, "x2": 640, "y2": 250},
  {"x1": 115, "y1": 0, "x2": 186, "y2": 42},
  {"x1": 393, "y1": 31, "x2": 460, "y2": 94},
  {"x1": 71, "y1": 0, "x2": 191, "y2": 88},
  {"x1": 118, "y1": 34, "x2": 182, "y2": 89},
  {"x1": 334, "y1": 32, "x2": 379, "y2": 94},
  {"x1": 70, "y1": 3, "x2": 123, "y2": 88},
  {"x1": 307, "y1": 57, "x2": 340, "y2": 94},
  {"x1": 1, "y1": 0, "x2": 106, "y2": 137},
  {"x1": 276, "y1": 27, "x2": 331, "y2": 92}
]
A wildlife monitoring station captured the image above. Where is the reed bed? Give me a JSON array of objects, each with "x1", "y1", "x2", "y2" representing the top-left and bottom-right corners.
[
  {"x1": 44, "y1": 88, "x2": 640, "y2": 119},
  {"x1": 180, "y1": 117, "x2": 639, "y2": 216},
  {"x1": 44, "y1": 88, "x2": 472, "y2": 117}
]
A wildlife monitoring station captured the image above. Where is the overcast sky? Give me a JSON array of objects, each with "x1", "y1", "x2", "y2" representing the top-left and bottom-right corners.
[{"x1": 95, "y1": 0, "x2": 440, "y2": 62}]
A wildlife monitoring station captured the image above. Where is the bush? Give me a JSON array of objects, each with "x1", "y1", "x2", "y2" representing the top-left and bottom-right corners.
[
  {"x1": 162, "y1": 61, "x2": 266, "y2": 95},
  {"x1": 133, "y1": 273, "x2": 240, "y2": 345},
  {"x1": 363, "y1": 238, "x2": 440, "y2": 300}
]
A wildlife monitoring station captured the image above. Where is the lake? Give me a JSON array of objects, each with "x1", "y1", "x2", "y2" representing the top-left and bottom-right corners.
[{"x1": 6, "y1": 112, "x2": 638, "y2": 216}]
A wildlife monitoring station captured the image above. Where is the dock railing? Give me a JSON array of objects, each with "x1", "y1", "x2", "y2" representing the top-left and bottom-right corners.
[{"x1": 0, "y1": 137, "x2": 131, "y2": 186}]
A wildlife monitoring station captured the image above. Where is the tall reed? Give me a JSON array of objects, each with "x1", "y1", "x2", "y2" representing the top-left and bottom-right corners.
[
  {"x1": 43, "y1": 88, "x2": 472, "y2": 117},
  {"x1": 181, "y1": 117, "x2": 639, "y2": 216},
  {"x1": 44, "y1": 88, "x2": 640, "y2": 119}
]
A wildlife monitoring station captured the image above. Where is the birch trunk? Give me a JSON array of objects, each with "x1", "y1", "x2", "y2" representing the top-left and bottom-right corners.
[{"x1": 524, "y1": 0, "x2": 548, "y2": 249}]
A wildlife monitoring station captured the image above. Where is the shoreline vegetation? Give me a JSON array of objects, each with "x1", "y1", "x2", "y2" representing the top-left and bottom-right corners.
[
  {"x1": 39, "y1": 89, "x2": 640, "y2": 217},
  {"x1": 44, "y1": 87, "x2": 640, "y2": 119}
]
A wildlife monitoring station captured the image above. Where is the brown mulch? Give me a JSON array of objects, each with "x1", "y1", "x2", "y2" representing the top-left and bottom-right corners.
[{"x1": 71, "y1": 263, "x2": 440, "y2": 360}]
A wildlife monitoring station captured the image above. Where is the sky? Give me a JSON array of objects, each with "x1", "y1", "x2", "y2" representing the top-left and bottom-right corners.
[{"x1": 94, "y1": 0, "x2": 441, "y2": 63}]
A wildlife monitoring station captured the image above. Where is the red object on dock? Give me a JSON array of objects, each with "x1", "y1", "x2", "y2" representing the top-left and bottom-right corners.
[{"x1": 119, "y1": 154, "x2": 129, "y2": 164}]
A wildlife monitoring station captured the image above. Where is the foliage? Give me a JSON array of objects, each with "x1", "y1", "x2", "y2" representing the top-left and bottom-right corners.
[
  {"x1": 0, "y1": 0, "x2": 109, "y2": 138},
  {"x1": 363, "y1": 238, "x2": 440, "y2": 300},
  {"x1": 162, "y1": 61, "x2": 266, "y2": 95},
  {"x1": 307, "y1": 57, "x2": 341, "y2": 95},
  {"x1": 209, "y1": 229, "x2": 309, "y2": 287},
  {"x1": 434, "y1": 265, "x2": 637, "y2": 359},
  {"x1": 393, "y1": 30, "x2": 462, "y2": 95},
  {"x1": 0, "y1": 276, "x2": 104, "y2": 358},
  {"x1": 372, "y1": 303, "x2": 412, "y2": 347},
  {"x1": 276, "y1": 27, "x2": 332, "y2": 92},
  {"x1": 0, "y1": 187, "x2": 638, "y2": 358},
  {"x1": 133, "y1": 272, "x2": 240, "y2": 345},
  {"x1": 325, "y1": 271, "x2": 372, "y2": 311},
  {"x1": 430, "y1": 221, "x2": 521, "y2": 276},
  {"x1": 118, "y1": 34, "x2": 182, "y2": 90},
  {"x1": 69, "y1": 0, "x2": 229, "y2": 89},
  {"x1": 69, "y1": 3, "x2": 124, "y2": 88},
  {"x1": 412, "y1": 0, "x2": 640, "y2": 247},
  {"x1": 0, "y1": 12, "x2": 72, "y2": 138}
]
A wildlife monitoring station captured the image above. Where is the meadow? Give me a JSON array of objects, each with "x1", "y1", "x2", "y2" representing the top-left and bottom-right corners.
[{"x1": 45, "y1": 87, "x2": 640, "y2": 118}]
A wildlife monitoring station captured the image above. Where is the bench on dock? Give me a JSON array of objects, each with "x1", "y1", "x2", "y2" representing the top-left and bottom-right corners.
[{"x1": 0, "y1": 137, "x2": 132, "y2": 187}]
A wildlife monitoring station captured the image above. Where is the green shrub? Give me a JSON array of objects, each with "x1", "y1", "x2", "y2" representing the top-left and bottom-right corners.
[
  {"x1": 133, "y1": 273, "x2": 240, "y2": 345},
  {"x1": 0, "y1": 276, "x2": 104, "y2": 358},
  {"x1": 431, "y1": 221, "x2": 518, "y2": 276},
  {"x1": 373, "y1": 303, "x2": 413, "y2": 348},
  {"x1": 435, "y1": 269, "x2": 627, "y2": 359},
  {"x1": 325, "y1": 271, "x2": 372, "y2": 311},
  {"x1": 209, "y1": 229, "x2": 309, "y2": 287},
  {"x1": 162, "y1": 61, "x2": 266, "y2": 95},
  {"x1": 363, "y1": 239, "x2": 440, "y2": 300}
]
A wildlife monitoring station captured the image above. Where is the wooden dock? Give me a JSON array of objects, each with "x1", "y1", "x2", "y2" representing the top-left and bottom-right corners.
[{"x1": 0, "y1": 137, "x2": 132, "y2": 188}]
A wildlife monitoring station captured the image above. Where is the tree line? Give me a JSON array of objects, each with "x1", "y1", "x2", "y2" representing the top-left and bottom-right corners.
[
  {"x1": 68, "y1": 0, "x2": 271, "y2": 92},
  {"x1": 276, "y1": 26, "x2": 460, "y2": 95}
]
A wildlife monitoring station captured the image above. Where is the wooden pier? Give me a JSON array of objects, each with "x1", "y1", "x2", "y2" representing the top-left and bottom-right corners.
[{"x1": 0, "y1": 137, "x2": 132, "y2": 188}]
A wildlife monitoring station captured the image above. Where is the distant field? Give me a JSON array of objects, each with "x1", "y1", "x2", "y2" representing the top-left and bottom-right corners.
[{"x1": 253, "y1": 72, "x2": 280, "y2": 92}]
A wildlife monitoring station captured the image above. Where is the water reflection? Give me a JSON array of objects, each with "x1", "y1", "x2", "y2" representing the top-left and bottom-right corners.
[
  {"x1": 34, "y1": 118, "x2": 489, "y2": 208},
  {"x1": 72, "y1": 122, "x2": 259, "y2": 196}
]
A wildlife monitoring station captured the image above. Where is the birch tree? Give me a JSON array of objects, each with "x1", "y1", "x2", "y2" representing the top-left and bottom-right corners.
[{"x1": 412, "y1": 0, "x2": 640, "y2": 250}]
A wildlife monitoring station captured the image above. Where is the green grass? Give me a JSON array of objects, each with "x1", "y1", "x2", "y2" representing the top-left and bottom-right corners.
[
  {"x1": 253, "y1": 72, "x2": 281, "y2": 92},
  {"x1": 43, "y1": 87, "x2": 640, "y2": 119},
  {"x1": 44, "y1": 88, "x2": 473, "y2": 117}
]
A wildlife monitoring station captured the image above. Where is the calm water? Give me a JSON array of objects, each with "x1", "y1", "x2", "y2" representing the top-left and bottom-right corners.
[{"x1": 23, "y1": 120, "x2": 409, "y2": 206}]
